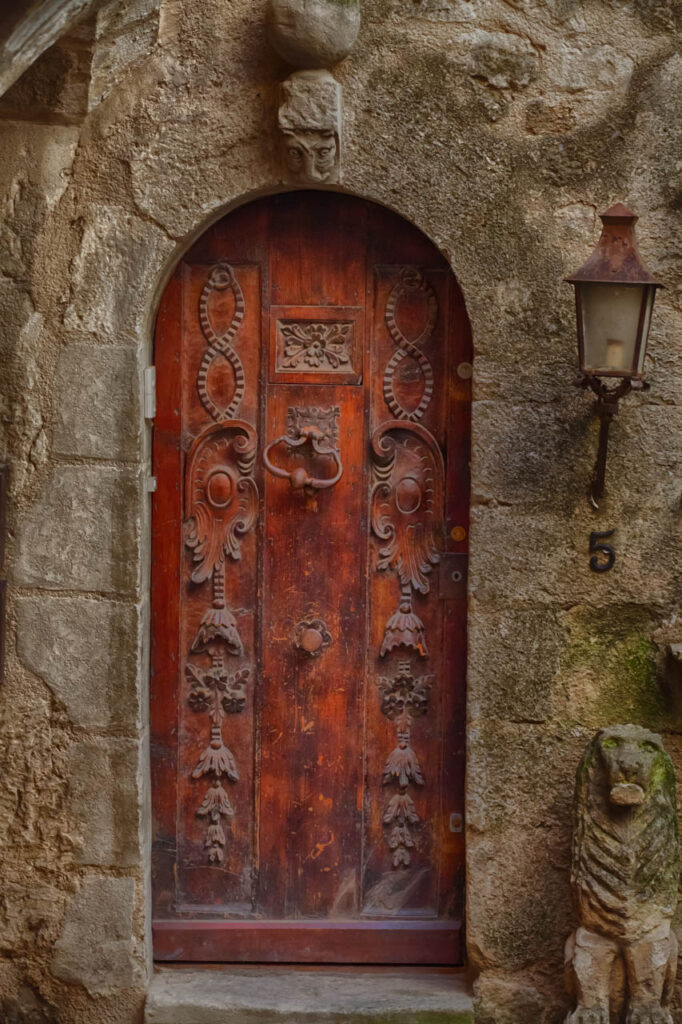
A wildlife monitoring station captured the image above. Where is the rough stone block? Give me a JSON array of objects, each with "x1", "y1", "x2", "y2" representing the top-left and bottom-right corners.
[
  {"x1": 52, "y1": 876, "x2": 137, "y2": 995},
  {"x1": 555, "y1": 605, "x2": 676, "y2": 734},
  {"x1": 53, "y1": 344, "x2": 140, "y2": 460},
  {"x1": 67, "y1": 738, "x2": 141, "y2": 866},
  {"x1": 16, "y1": 595, "x2": 140, "y2": 732},
  {"x1": 473, "y1": 973, "x2": 547, "y2": 1024},
  {"x1": 63, "y1": 204, "x2": 170, "y2": 344},
  {"x1": 13, "y1": 465, "x2": 140, "y2": 594},
  {"x1": 469, "y1": 504, "x2": 679, "y2": 609},
  {"x1": 467, "y1": 829, "x2": 572, "y2": 971},
  {"x1": 467, "y1": 608, "x2": 563, "y2": 722},
  {"x1": 466, "y1": 721, "x2": 584, "y2": 835},
  {"x1": 145, "y1": 968, "x2": 474, "y2": 1023},
  {"x1": 467, "y1": 31, "x2": 539, "y2": 91},
  {"x1": 471, "y1": 399, "x2": 592, "y2": 512}
]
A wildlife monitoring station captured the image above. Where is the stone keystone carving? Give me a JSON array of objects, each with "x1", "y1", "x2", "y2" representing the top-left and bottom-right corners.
[
  {"x1": 565, "y1": 725, "x2": 680, "y2": 1024},
  {"x1": 278, "y1": 70, "x2": 342, "y2": 184}
]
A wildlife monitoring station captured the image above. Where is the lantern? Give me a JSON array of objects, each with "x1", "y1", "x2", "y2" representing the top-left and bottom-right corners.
[{"x1": 565, "y1": 203, "x2": 662, "y2": 502}]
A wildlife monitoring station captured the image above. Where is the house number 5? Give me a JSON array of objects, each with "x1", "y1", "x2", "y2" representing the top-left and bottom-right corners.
[{"x1": 589, "y1": 529, "x2": 615, "y2": 573}]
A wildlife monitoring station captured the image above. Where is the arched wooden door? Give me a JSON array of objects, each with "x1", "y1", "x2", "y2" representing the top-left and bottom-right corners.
[{"x1": 151, "y1": 192, "x2": 471, "y2": 964}]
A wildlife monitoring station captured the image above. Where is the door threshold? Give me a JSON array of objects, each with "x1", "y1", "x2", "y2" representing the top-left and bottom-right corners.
[{"x1": 146, "y1": 965, "x2": 473, "y2": 1023}]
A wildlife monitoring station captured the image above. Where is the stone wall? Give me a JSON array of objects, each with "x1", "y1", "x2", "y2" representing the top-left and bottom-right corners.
[{"x1": 0, "y1": 0, "x2": 680, "y2": 1021}]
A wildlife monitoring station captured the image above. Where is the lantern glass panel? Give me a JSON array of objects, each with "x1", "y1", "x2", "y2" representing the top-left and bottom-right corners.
[
  {"x1": 579, "y1": 283, "x2": 645, "y2": 376},
  {"x1": 636, "y1": 286, "x2": 655, "y2": 375}
]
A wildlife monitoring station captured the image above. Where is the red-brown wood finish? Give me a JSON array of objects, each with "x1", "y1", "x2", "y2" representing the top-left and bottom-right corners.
[{"x1": 151, "y1": 192, "x2": 471, "y2": 964}]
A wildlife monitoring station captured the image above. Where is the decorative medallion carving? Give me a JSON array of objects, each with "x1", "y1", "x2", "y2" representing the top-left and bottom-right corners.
[
  {"x1": 276, "y1": 319, "x2": 353, "y2": 372},
  {"x1": 382, "y1": 267, "x2": 437, "y2": 423},
  {"x1": 198, "y1": 263, "x2": 246, "y2": 421},
  {"x1": 378, "y1": 661, "x2": 432, "y2": 867},
  {"x1": 371, "y1": 421, "x2": 444, "y2": 657},
  {"x1": 184, "y1": 417, "x2": 258, "y2": 863},
  {"x1": 278, "y1": 70, "x2": 342, "y2": 185}
]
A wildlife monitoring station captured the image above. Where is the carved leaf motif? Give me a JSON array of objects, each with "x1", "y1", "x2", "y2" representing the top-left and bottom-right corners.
[
  {"x1": 383, "y1": 791, "x2": 420, "y2": 826},
  {"x1": 197, "y1": 782, "x2": 234, "y2": 819},
  {"x1": 382, "y1": 738, "x2": 425, "y2": 789},
  {"x1": 371, "y1": 421, "x2": 445, "y2": 595},
  {"x1": 184, "y1": 421, "x2": 259, "y2": 584},
  {"x1": 192, "y1": 738, "x2": 239, "y2": 781}
]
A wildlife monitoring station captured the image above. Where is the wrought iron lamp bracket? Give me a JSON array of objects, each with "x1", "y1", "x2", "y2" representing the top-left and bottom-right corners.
[{"x1": 573, "y1": 373, "x2": 649, "y2": 505}]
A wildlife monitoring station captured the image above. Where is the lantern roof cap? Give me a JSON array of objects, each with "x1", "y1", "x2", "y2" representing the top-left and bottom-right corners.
[{"x1": 566, "y1": 202, "x2": 663, "y2": 287}]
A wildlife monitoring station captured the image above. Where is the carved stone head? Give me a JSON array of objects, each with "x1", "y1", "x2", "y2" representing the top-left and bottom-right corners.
[{"x1": 278, "y1": 70, "x2": 341, "y2": 184}]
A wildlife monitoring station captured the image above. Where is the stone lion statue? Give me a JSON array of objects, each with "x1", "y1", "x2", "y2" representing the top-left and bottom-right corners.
[{"x1": 565, "y1": 725, "x2": 680, "y2": 1024}]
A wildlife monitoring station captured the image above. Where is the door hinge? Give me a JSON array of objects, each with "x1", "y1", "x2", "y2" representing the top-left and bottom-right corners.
[
  {"x1": 144, "y1": 366, "x2": 156, "y2": 420},
  {"x1": 146, "y1": 476, "x2": 158, "y2": 493}
]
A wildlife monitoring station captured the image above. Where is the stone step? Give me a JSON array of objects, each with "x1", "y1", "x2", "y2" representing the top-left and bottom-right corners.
[{"x1": 146, "y1": 967, "x2": 473, "y2": 1023}]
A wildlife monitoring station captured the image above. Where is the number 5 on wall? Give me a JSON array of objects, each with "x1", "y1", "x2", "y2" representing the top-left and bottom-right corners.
[{"x1": 589, "y1": 529, "x2": 616, "y2": 573}]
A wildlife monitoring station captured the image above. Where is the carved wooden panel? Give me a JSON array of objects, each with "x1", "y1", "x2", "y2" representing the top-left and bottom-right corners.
[
  {"x1": 152, "y1": 192, "x2": 471, "y2": 964},
  {"x1": 269, "y1": 304, "x2": 363, "y2": 384}
]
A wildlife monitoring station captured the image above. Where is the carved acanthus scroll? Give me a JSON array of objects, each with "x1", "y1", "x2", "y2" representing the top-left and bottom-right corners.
[{"x1": 371, "y1": 421, "x2": 444, "y2": 657}]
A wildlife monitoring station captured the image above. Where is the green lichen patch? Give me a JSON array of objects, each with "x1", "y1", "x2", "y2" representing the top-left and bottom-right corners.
[{"x1": 556, "y1": 606, "x2": 670, "y2": 731}]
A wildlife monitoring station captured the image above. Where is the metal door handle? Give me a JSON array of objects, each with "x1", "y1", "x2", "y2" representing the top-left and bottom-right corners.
[{"x1": 263, "y1": 424, "x2": 343, "y2": 493}]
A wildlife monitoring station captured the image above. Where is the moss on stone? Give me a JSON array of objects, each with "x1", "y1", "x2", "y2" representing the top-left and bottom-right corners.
[{"x1": 558, "y1": 607, "x2": 668, "y2": 730}]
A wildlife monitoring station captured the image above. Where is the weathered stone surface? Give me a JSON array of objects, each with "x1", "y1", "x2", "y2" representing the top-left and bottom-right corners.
[
  {"x1": 13, "y1": 465, "x2": 140, "y2": 594},
  {"x1": 53, "y1": 344, "x2": 140, "y2": 460},
  {"x1": 67, "y1": 737, "x2": 141, "y2": 866},
  {"x1": 63, "y1": 204, "x2": 172, "y2": 344},
  {"x1": 467, "y1": 31, "x2": 539, "y2": 92},
  {"x1": 466, "y1": 722, "x2": 582, "y2": 835},
  {"x1": 469, "y1": 505, "x2": 679, "y2": 609},
  {"x1": 52, "y1": 877, "x2": 137, "y2": 995},
  {"x1": 467, "y1": 829, "x2": 572, "y2": 971},
  {"x1": 267, "y1": 0, "x2": 360, "y2": 69},
  {"x1": 0, "y1": 982, "x2": 59, "y2": 1024},
  {"x1": 467, "y1": 609, "x2": 562, "y2": 722},
  {"x1": 555, "y1": 606, "x2": 676, "y2": 734},
  {"x1": 0, "y1": 0, "x2": 101, "y2": 98},
  {"x1": 565, "y1": 727, "x2": 680, "y2": 1021},
  {"x1": 145, "y1": 968, "x2": 473, "y2": 1023},
  {"x1": 473, "y1": 974, "x2": 546, "y2": 1024},
  {"x1": 90, "y1": 0, "x2": 160, "y2": 107},
  {"x1": 16, "y1": 596, "x2": 140, "y2": 733}
]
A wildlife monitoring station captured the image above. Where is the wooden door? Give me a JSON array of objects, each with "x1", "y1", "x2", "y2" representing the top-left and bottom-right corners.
[{"x1": 151, "y1": 192, "x2": 471, "y2": 964}]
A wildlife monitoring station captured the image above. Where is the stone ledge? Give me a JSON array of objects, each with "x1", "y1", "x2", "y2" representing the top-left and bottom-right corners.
[{"x1": 145, "y1": 967, "x2": 473, "y2": 1023}]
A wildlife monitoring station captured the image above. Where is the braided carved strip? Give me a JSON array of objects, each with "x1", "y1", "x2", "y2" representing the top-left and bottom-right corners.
[
  {"x1": 383, "y1": 267, "x2": 437, "y2": 422},
  {"x1": 197, "y1": 263, "x2": 246, "y2": 422}
]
